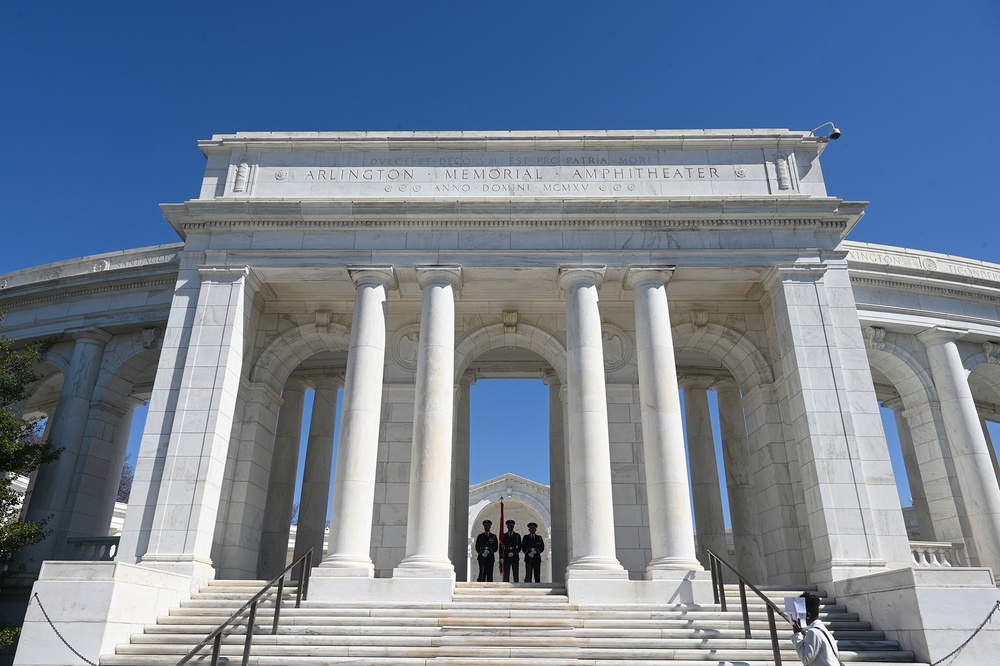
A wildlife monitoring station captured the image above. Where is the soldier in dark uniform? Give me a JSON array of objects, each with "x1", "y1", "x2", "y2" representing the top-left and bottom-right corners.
[
  {"x1": 521, "y1": 521, "x2": 544, "y2": 583},
  {"x1": 501, "y1": 519, "x2": 522, "y2": 582},
  {"x1": 475, "y1": 519, "x2": 499, "y2": 582}
]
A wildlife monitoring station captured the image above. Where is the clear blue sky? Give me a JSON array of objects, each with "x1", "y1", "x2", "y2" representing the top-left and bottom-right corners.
[{"x1": 5, "y1": 2, "x2": 1000, "y2": 517}]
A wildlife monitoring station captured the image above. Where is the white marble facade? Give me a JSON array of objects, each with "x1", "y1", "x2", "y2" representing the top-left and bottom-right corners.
[{"x1": 5, "y1": 129, "x2": 1000, "y2": 665}]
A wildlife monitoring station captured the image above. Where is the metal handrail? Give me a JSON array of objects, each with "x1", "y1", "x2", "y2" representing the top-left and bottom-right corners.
[
  {"x1": 707, "y1": 549, "x2": 789, "y2": 666},
  {"x1": 176, "y1": 548, "x2": 313, "y2": 666}
]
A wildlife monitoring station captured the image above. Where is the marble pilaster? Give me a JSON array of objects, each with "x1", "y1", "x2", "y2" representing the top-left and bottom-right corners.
[
  {"x1": 323, "y1": 267, "x2": 395, "y2": 574},
  {"x1": 544, "y1": 371, "x2": 568, "y2": 584},
  {"x1": 679, "y1": 376, "x2": 727, "y2": 567},
  {"x1": 713, "y1": 378, "x2": 766, "y2": 581},
  {"x1": 396, "y1": 265, "x2": 462, "y2": 576},
  {"x1": 294, "y1": 376, "x2": 341, "y2": 566},
  {"x1": 558, "y1": 266, "x2": 625, "y2": 578},
  {"x1": 258, "y1": 378, "x2": 309, "y2": 579}
]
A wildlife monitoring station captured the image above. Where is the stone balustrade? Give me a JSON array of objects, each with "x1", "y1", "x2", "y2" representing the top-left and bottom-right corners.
[
  {"x1": 66, "y1": 536, "x2": 120, "y2": 562},
  {"x1": 909, "y1": 540, "x2": 967, "y2": 568}
]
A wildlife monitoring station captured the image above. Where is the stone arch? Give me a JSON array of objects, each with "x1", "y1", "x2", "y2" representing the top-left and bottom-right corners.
[
  {"x1": 961, "y1": 343, "x2": 1000, "y2": 407},
  {"x1": 670, "y1": 321, "x2": 774, "y2": 388},
  {"x1": 250, "y1": 321, "x2": 352, "y2": 390},
  {"x1": 454, "y1": 321, "x2": 567, "y2": 383},
  {"x1": 865, "y1": 336, "x2": 939, "y2": 410}
]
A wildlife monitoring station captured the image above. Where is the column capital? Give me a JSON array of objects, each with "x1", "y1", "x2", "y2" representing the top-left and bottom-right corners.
[
  {"x1": 917, "y1": 326, "x2": 969, "y2": 347},
  {"x1": 415, "y1": 264, "x2": 462, "y2": 289},
  {"x1": 709, "y1": 376, "x2": 740, "y2": 394},
  {"x1": 460, "y1": 370, "x2": 478, "y2": 388},
  {"x1": 310, "y1": 374, "x2": 345, "y2": 391},
  {"x1": 67, "y1": 327, "x2": 113, "y2": 345},
  {"x1": 763, "y1": 262, "x2": 828, "y2": 292},
  {"x1": 348, "y1": 265, "x2": 396, "y2": 290},
  {"x1": 542, "y1": 369, "x2": 561, "y2": 387},
  {"x1": 283, "y1": 377, "x2": 312, "y2": 393},
  {"x1": 558, "y1": 265, "x2": 606, "y2": 289},
  {"x1": 623, "y1": 265, "x2": 675, "y2": 289},
  {"x1": 677, "y1": 373, "x2": 716, "y2": 391}
]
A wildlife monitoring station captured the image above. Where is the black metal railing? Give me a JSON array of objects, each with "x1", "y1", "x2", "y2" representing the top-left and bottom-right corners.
[
  {"x1": 707, "y1": 549, "x2": 789, "y2": 666},
  {"x1": 176, "y1": 548, "x2": 313, "y2": 666}
]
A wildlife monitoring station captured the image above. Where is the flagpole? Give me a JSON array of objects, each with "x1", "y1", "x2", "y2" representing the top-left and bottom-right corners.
[{"x1": 499, "y1": 498, "x2": 505, "y2": 576}]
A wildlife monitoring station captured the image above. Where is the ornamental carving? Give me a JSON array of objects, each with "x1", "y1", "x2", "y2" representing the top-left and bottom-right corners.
[
  {"x1": 92, "y1": 259, "x2": 109, "y2": 272},
  {"x1": 775, "y1": 154, "x2": 792, "y2": 190},
  {"x1": 390, "y1": 324, "x2": 421, "y2": 372},
  {"x1": 503, "y1": 310, "x2": 518, "y2": 334},
  {"x1": 234, "y1": 156, "x2": 250, "y2": 193},
  {"x1": 865, "y1": 326, "x2": 886, "y2": 351},
  {"x1": 984, "y1": 341, "x2": 999, "y2": 365},
  {"x1": 601, "y1": 323, "x2": 633, "y2": 373}
]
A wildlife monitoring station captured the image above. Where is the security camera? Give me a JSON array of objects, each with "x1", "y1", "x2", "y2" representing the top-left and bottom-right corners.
[{"x1": 828, "y1": 127, "x2": 842, "y2": 140}]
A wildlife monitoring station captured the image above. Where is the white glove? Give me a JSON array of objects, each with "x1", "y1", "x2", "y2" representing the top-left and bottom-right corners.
[
  {"x1": 481, "y1": 549, "x2": 490, "y2": 557},
  {"x1": 529, "y1": 549, "x2": 537, "y2": 557}
]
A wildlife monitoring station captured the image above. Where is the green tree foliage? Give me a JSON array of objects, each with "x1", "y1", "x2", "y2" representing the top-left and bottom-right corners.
[{"x1": 0, "y1": 317, "x2": 61, "y2": 579}]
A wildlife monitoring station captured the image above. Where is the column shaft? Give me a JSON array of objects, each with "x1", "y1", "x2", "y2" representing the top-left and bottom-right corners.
[
  {"x1": 559, "y1": 266, "x2": 624, "y2": 575},
  {"x1": 21, "y1": 329, "x2": 110, "y2": 570},
  {"x1": 397, "y1": 266, "x2": 462, "y2": 574},
  {"x1": 626, "y1": 267, "x2": 701, "y2": 574},
  {"x1": 324, "y1": 267, "x2": 394, "y2": 573},
  {"x1": 919, "y1": 327, "x2": 1000, "y2": 573},
  {"x1": 545, "y1": 373, "x2": 569, "y2": 583},
  {"x1": 451, "y1": 374, "x2": 474, "y2": 581}
]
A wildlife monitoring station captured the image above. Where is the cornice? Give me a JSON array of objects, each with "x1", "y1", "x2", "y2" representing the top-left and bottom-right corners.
[
  {"x1": 850, "y1": 274, "x2": 1000, "y2": 305},
  {"x1": 0, "y1": 277, "x2": 178, "y2": 310},
  {"x1": 200, "y1": 128, "x2": 827, "y2": 155}
]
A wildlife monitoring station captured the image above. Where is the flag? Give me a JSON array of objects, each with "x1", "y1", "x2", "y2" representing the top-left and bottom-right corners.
[{"x1": 498, "y1": 498, "x2": 505, "y2": 575}]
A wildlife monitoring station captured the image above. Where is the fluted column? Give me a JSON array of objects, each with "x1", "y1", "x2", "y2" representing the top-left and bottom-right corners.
[
  {"x1": 258, "y1": 378, "x2": 309, "y2": 578},
  {"x1": 544, "y1": 371, "x2": 569, "y2": 583},
  {"x1": 20, "y1": 329, "x2": 111, "y2": 570},
  {"x1": 396, "y1": 265, "x2": 462, "y2": 575},
  {"x1": 451, "y1": 372, "x2": 475, "y2": 581},
  {"x1": 713, "y1": 378, "x2": 766, "y2": 581},
  {"x1": 323, "y1": 267, "x2": 395, "y2": 574},
  {"x1": 293, "y1": 376, "x2": 341, "y2": 566},
  {"x1": 559, "y1": 266, "x2": 625, "y2": 577},
  {"x1": 918, "y1": 326, "x2": 1000, "y2": 573},
  {"x1": 680, "y1": 376, "x2": 727, "y2": 567}
]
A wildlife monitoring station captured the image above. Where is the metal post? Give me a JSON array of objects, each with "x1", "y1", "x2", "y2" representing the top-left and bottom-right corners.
[
  {"x1": 767, "y1": 605, "x2": 782, "y2": 666},
  {"x1": 211, "y1": 633, "x2": 222, "y2": 666},
  {"x1": 739, "y1": 580, "x2": 750, "y2": 639},
  {"x1": 242, "y1": 600, "x2": 258, "y2": 665},
  {"x1": 272, "y1": 576, "x2": 285, "y2": 634}
]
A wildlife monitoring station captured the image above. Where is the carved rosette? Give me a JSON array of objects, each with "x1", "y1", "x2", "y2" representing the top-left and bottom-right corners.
[
  {"x1": 601, "y1": 323, "x2": 633, "y2": 373},
  {"x1": 390, "y1": 323, "x2": 421, "y2": 372}
]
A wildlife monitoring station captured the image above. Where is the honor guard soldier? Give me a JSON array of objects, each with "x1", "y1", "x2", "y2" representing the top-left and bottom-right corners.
[
  {"x1": 501, "y1": 519, "x2": 522, "y2": 582},
  {"x1": 475, "y1": 519, "x2": 499, "y2": 582},
  {"x1": 521, "y1": 522, "x2": 544, "y2": 582}
]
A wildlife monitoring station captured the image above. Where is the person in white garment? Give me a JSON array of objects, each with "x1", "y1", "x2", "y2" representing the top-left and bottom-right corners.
[{"x1": 791, "y1": 592, "x2": 841, "y2": 666}]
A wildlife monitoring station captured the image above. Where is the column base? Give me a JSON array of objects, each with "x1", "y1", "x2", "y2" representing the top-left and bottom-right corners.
[
  {"x1": 13, "y1": 561, "x2": 191, "y2": 666},
  {"x1": 311, "y1": 571, "x2": 454, "y2": 604},
  {"x1": 317, "y1": 554, "x2": 375, "y2": 576},
  {"x1": 645, "y1": 556, "x2": 705, "y2": 576},
  {"x1": 566, "y1": 569, "x2": 713, "y2": 605}
]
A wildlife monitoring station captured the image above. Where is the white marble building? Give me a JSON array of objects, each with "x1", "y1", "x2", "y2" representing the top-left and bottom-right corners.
[{"x1": 4, "y1": 129, "x2": 1000, "y2": 664}]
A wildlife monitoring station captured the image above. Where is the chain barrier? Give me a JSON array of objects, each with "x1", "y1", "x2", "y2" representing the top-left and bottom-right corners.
[
  {"x1": 930, "y1": 599, "x2": 1000, "y2": 666},
  {"x1": 29, "y1": 593, "x2": 98, "y2": 666}
]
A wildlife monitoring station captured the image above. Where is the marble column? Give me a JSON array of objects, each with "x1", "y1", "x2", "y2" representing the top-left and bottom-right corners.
[
  {"x1": 544, "y1": 371, "x2": 569, "y2": 583},
  {"x1": 323, "y1": 267, "x2": 395, "y2": 574},
  {"x1": 294, "y1": 376, "x2": 341, "y2": 566},
  {"x1": 982, "y1": 419, "x2": 1000, "y2": 493},
  {"x1": 883, "y1": 397, "x2": 934, "y2": 541},
  {"x1": 625, "y1": 267, "x2": 701, "y2": 575},
  {"x1": 451, "y1": 372, "x2": 474, "y2": 582},
  {"x1": 680, "y1": 376, "x2": 728, "y2": 567},
  {"x1": 713, "y1": 378, "x2": 766, "y2": 581},
  {"x1": 917, "y1": 326, "x2": 1000, "y2": 573},
  {"x1": 558, "y1": 266, "x2": 625, "y2": 577},
  {"x1": 19, "y1": 413, "x2": 54, "y2": 522},
  {"x1": 258, "y1": 378, "x2": 309, "y2": 579},
  {"x1": 20, "y1": 329, "x2": 111, "y2": 570},
  {"x1": 396, "y1": 265, "x2": 462, "y2": 575}
]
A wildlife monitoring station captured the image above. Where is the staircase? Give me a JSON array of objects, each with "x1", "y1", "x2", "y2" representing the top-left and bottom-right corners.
[{"x1": 101, "y1": 580, "x2": 928, "y2": 665}]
